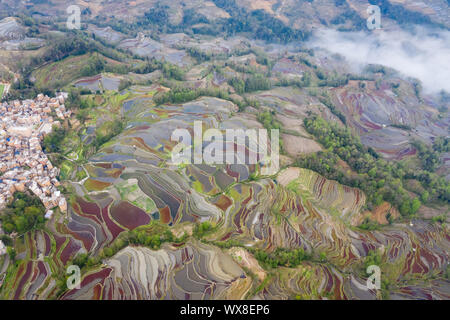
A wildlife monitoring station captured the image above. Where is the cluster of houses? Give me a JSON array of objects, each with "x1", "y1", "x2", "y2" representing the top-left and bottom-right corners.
[{"x1": 0, "y1": 93, "x2": 71, "y2": 227}]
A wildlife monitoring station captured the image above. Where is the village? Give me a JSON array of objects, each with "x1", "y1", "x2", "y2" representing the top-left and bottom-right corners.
[{"x1": 0, "y1": 92, "x2": 71, "y2": 231}]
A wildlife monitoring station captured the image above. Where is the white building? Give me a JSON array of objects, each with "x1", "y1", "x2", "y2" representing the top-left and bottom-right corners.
[
  {"x1": 0, "y1": 240, "x2": 6, "y2": 255},
  {"x1": 45, "y1": 210, "x2": 54, "y2": 219}
]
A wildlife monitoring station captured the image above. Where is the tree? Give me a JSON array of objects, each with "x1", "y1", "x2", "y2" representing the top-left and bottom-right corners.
[
  {"x1": 162, "y1": 63, "x2": 184, "y2": 81},
  {"x1": 0, "y1": 193, "x2": 46, "y2": 235},
  {"x1": 80, "y1": 54, "x2": 105, "y2": 77},
  {"x1": 364, "y1": 249, "x2": 382, "y2": 271},
  {"x1": 229, "y1": 78, "x2": 245, "y2": 94},
  {"x1": 400, "y1": 200, "x2": 411, "y2": 216},
  {"x1": 103, "y1": 247, "x2": 114, "y2": 257},
  {"x1": 245, "y1": 74, "x2": 271, "y2": 92},
  {"x1": 73, "y1": 253, "x2": 89, "y2": 269},
  {"x1": 194, "y1": 221, "x2": 214, "y2": 238},
  {"x1": 410, "y1": 198, "x2": 421, "y2": 214},
  {"x1": 7, "y1": 247, "x2": 17, "y2": 261},
  {"x1": 43, "y1": 126, "x2": 67, "y2": 153},
  {"x1": 420, "y1": 191, "x2": 429, "y2": 203}
]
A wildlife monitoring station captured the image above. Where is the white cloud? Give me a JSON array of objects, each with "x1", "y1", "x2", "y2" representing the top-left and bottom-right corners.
[{"x1": 307, "y1": 27, "x2": 450, "y2": 93}]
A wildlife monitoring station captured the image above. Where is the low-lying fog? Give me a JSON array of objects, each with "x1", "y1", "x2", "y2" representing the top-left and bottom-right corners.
[{"x1": 307, "y1": 27, "x2": 450, "y2": 94}]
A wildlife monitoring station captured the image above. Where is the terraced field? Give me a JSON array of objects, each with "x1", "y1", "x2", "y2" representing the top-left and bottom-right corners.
[
  {"x1": 31, "y1": 54, "x2": 124, "y2": 90},
  {"x1": 278, "y1": 167, "x2": 366, "y2": 225},
  {"x1": 329, "y1": 84, "x2": 449, "y2": 160},
  {"x1": 0, "y1": 0, "x2": 449, "y2": 301},
  {"x1": 62, "y1": 242, "x2": 249, "y2": 300},
  {"x1": 3, "y1": 82, "x2": 447, "y2": 300}
]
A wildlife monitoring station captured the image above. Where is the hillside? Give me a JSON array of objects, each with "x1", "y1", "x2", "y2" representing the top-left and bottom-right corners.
[{"x1": 0, "y1": 0, "x2": 449, "y2": 302}]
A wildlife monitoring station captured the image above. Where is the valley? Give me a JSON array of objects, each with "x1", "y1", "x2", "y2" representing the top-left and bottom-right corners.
[{"x1": 0, "y1": 0, "x2": 448, "y2": 301}]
